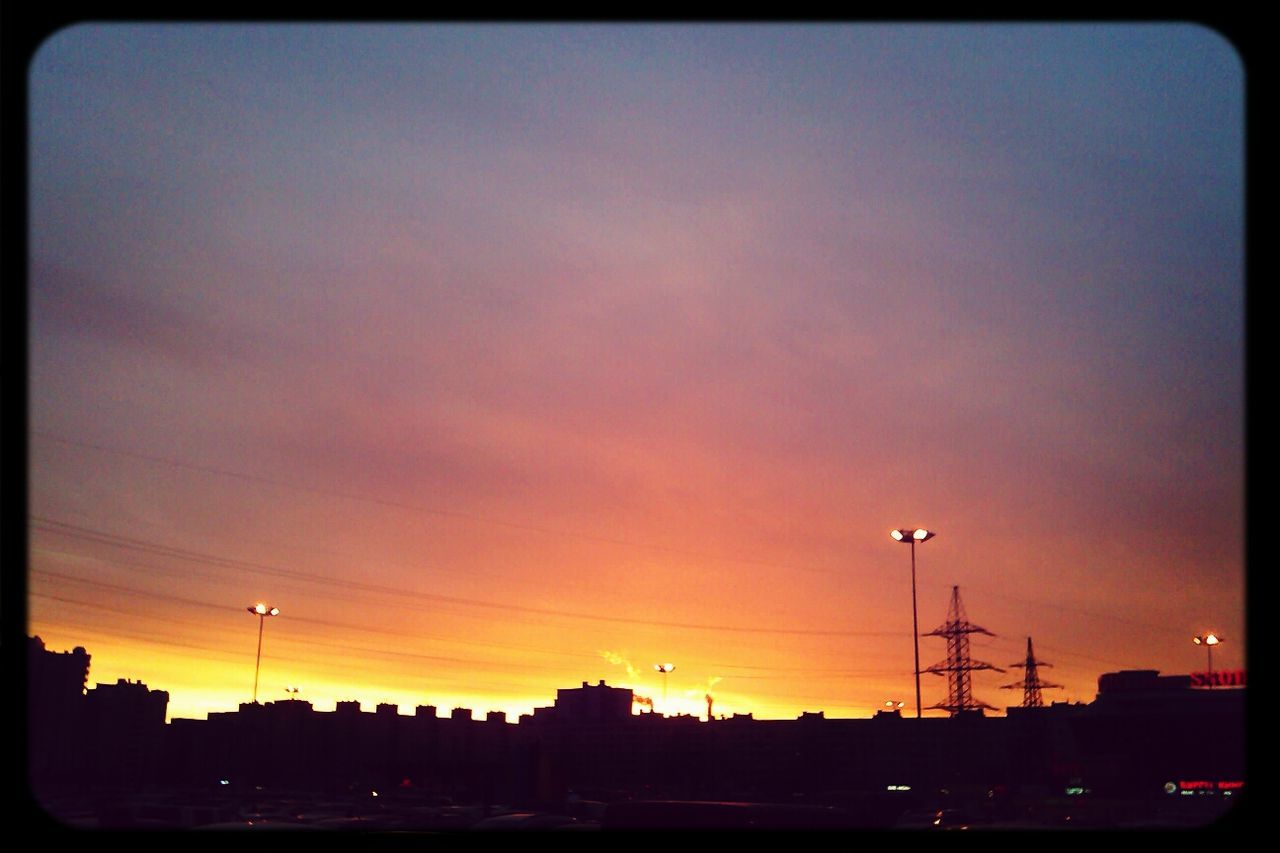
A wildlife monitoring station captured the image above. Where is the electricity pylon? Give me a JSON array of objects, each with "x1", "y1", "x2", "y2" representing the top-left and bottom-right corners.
[
  {"x1": 1001, "y1": 636, "x2": 1062, "y2": 708},
  {"x1": 924, "y1": 585, "x2": 1004, "y2": 714}
]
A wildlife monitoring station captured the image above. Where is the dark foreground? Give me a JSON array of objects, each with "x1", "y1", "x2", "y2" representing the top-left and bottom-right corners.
[{"x1": 30, "y1": 786, "x2": 1242, "y2": 831}]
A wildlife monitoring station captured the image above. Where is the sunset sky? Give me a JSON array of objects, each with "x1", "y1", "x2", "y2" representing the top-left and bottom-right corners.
[{"x1": 27, "y1": 23, "x2": 1244, "y2": 723}]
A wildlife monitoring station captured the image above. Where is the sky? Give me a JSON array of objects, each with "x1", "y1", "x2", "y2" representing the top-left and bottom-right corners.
[{"x1": 27, "y1": 23, "x2": 1244, "y2": 723}]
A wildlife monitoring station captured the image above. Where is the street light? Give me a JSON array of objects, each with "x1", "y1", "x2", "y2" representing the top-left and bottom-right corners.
[
  {"x1": 246, "y1": 603, "x2": 280, "y2": 704},
  {"x1": 1193, "y1": 633, "x2": 1222, "y2": 687},
  {"x1": 890, "y1": 528, "x2": 935, "y2": 719},
  {"x1": 654, "y1": 663, "x2": 675, "y2": 707}
]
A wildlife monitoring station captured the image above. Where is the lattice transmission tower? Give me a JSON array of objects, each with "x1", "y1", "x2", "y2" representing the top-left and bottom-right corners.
[
  {"x1": 1001, "y1": 636, "x2": 1062, "y2": 708},
  {"x1": 924, "y1": 585, "x2": 1004, "y2": 714}
]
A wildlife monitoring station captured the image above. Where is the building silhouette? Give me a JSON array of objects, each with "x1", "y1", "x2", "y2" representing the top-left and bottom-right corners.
[
  {"x1": 83, "y1": 678, "x2": 168, "y2": 790},
  {"x1": 26, "y1": 635, "x2": 1246, "y2": 828},
  {"x1": 27, "y1": 636, "x2": 90, "y2": 792}
]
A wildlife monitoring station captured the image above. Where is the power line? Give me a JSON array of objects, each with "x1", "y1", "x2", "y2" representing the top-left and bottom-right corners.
[
  {"x1": 28, "y1": 608, "x2": 571, "y2": 702},
  {"x1": 30, "y1": 429, "x2": 825, "y2": 575},
  {"x1": 30, "y1": 517, "x2": 901, "y2": 639},
  {"x1": 31, "y1": 431, "x2": 1195, "y2": 644},
  {"x1": 31, "y1": 591, "x2": 597, "y2": 676},
  {"x1": 29, "y1": 583, "x2": 602, "y2": 666},
  {"x1": 35, "y1": 597, "x2": 895, "y2": 707},
  {"x1": 31, "y1": 518, "x2": 1178, "y2": 679},
  {"x1": 30, "y1": 576, "x2": 1125, "y2": 710},
  {"x1": 960, "y1": 582, "x2": 1192, "y2": 642},
  {"x1": 32, "y1": 569, "x2": 918, "y2": 674},
  {"x1": 32, "y1": 586, "x2": 917, "y2": 692},
  {"x1": 33, "y1": 569, "x2": 939, "y2": 690}
]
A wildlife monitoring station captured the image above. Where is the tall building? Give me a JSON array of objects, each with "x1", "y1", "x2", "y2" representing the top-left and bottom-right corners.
[
  {"x1": 553, "y1": 680, "x2": 633, "y2": 723},
  {"x1": 83, "y1": 678, "x2": 169, "y2": 789},
  {"x1": 1072, "y1": 670, "x2": 1245, "y2": 798},
  {"x1": 27, "y1": 636, "x2": 91, "y2": 790}
]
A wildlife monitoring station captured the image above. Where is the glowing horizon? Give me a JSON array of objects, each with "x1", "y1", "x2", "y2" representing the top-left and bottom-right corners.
[{"x1": 28, "y1": 24, "x2": 1244, "y2": 729}]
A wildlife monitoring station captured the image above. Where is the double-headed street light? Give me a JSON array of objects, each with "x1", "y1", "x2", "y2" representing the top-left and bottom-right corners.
[
  {"x1": 247, "y1": 603, "x2": 280, "y2": 704},
  {"x1": 1192, "y1": 633, "x2": 1222, "y2": 687},
  {"x1": 654, "y1": 663, "x2": 675, "y2": 706},
  {"x1": 890, "y1": 528, "x2": 935, "y2": 719}
]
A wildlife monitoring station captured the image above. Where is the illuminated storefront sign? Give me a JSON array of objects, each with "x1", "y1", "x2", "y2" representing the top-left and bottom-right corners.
[
  {"x1": 1189, "y1": 670, "x2": 1246, "y2": 687},
  {"x1": 1168, "y1": 780, "x2": 1244, "y2": 796}
]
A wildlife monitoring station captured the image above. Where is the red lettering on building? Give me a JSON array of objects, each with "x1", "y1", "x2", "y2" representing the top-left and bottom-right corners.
[{"x1": 1190, "y1": 670, "x2": 1245, "y2": 687}]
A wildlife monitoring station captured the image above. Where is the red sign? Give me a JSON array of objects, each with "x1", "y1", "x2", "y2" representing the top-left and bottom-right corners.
[
  {"x1": 1177, "y1": 780, "x2": 1244, "y2": 792},
  {"x1": 1189, "y1": 670, "x2": 1245, "y2": 688}
]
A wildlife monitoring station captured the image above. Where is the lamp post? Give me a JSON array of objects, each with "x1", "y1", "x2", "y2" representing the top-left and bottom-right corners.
[
  {"x1": 890, "y1": 528, "x2": 935, "y2": 719},
  {"x1": 246, "y1": 603, "x2": 279, "y2": 704},
  {"x1": 654, "y1": 663, "x2": 675, "y2": 709},
  {"x1": 1193, "y1": 633, "x2": 1222, "y2": 688}
]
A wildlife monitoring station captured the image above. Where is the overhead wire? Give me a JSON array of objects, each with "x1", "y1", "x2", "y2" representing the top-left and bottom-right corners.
[
  {"x1": 28, "y1": 430, "x2": 1212, "y2": 705},
  {"x1": 30, "y1": 517, "x2": 901, "y2": 638},
  {"x1": 30, "y1": 430, "x2": 1197, "y2": 645},
  {"x1": 30, "y1": 430, "x2": 824, "y2": 574}
]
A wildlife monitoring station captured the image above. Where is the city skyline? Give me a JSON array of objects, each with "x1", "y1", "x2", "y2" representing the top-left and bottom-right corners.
[
  {"x1": 30, "y1": 622, "x2": 1249, "y2": 725},
  {"x1": 27, "y1": 23, "x2": 1244, "y2": 724},
  {"x1": 28, "y1": 631, "x2": 1244, "y2": 829}
]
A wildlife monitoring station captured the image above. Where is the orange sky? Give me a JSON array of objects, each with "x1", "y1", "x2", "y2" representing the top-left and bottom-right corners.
[{"x1": 27, "y1": 24, "x2": 1244, "y2": 723}]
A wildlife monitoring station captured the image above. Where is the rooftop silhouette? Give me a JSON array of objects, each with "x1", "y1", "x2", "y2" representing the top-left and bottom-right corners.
[{"x1": 26, "y1": 634, "x2": 1245, "y2": 830}]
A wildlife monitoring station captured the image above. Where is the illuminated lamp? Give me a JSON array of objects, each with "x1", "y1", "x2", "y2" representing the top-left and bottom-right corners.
[
  {"x1": 890, "y1": 528, "x2": 935, "y2": 718},
  {"x1": 1192, "y1": 633, "x2": 1223, "y2": 686},
  {"x1": 246, "y1": 603, "x2": 280, "y2": 703},
  {"x1": 653, "y1": 663, "x2": 675, "y2": 708}
]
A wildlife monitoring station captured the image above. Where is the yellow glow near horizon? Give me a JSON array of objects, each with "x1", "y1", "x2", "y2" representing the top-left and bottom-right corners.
[{"x1": 31, "y1": 614, "x2": 971, "y2": 723}]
